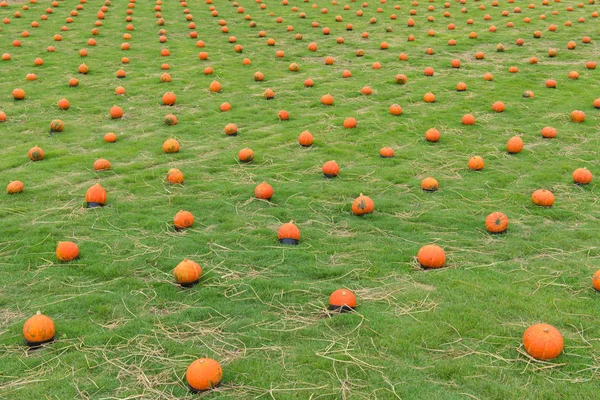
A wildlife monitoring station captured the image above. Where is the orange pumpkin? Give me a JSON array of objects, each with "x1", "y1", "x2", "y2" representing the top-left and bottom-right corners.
[
  {"x1": 531, "y1": 189, "x2": 554, "y2": 207},
  {"x1": 592, "y1": 270, "x2": 600, "y2": 291},
  {"x1": 506, "y1": 136, "x2": 524, "y2": 154},
  {"x1": 541, "y1": 126, "x2": 557, "y2": 138},
  {"x1": 379, "y1": 146, "x2": 394, "y2": 158},
  {"x1": 162, "y1": 92, "x2": 176, "y2": 105},
  {"x1": 421, "y1": 177, "x2": 438, "y2": 192},
  {"x1": 93, "y1": 158, "x2": 110, "y2": 171},
  {"x1": 50, "y1": 119, "x2": 64, "y2": 132},
  {"x1": 104, "y1": 132, "x2": 117, "y2": 143},
  {"x1": 329, "y1": 289, "x2": 357, "y2": 311},
  {"x1": 86, "y1": 183, "x2": 106, "y2": 207},
  {"x1": 263, "y1": 88, "x2": 274, "y2": 99},
  {"x1": 298, "y1": 131, "x2": 313, "y2": 147},
  {"x1": 423, "y1": 92, "x2": 436, "y2": 103},
  {"x1": 174, "y1": 210, "x2": 194, "y2": 230},
  {"x1": 23, "y1": 311, "x2": 55, "y2": 345},
  {"x1": 320, "y1": 94, "x2": 334, "y2": 106},
  {"x1": 6, "y1": 180, "x2": 24, "y2": 194},
  {"x1": 57, "y1": 98, "x2": 70, "y2": 110},
  {"x1": 417, "y1": 244, "x2": 446, "y2": 268},
  {"x1": 278, "y1": 110, "x2": 289, "y2": 121},
  {"x1": 523, "y1": 323, "x2": 563, "y2": 360},
  {"x1": 167, "y1": 168, "x2": 184, "y2": 184},
  {"x1": 425, "y1": 128, "x2": 440, "y2": 142},
  {"x1": 224, "y1": 123, "x2": 238, "y2": 136},
  {"x1": 352, "y1": 193, "x2": 374, "y2": 216},
  {"x1": 28, "y1": 146, "x2": 44, "y2": 161},
  {"x1": 278, "y1": 221, "x2": 300, "y2": 245},
  {"x1": 462, "y1": 114, "x2": 475, "y2": 125},
  {"x1": 173, "y1": 259, "x2": 202, "y2": 286},
  {"x1": 570, "y1": 110, "x2": 585, "y2": 123},
  {"x1": 389, "y1": 104, "x2": 402, "y2": 115},
  {"x1": 163, "y1": 138, "x2": 180, "y2": 153},
  {"x1": 253, "y1": 71, "x2": 264, "y2": 81},
  {"x1": 572, "y1": 168, "x2": 592, "y2": 184},
  {"x1": 322, "y1": 160, "x2": 339, "y2": 178},
  {"x1": 12, "y1": 88, "x2": 25, "y2": 100},
  {"x1": 68, "y1": 78, "x2": 79, "y2": 87},
  {"x1": 238, "y1": 148, "x2": 254, "y2": 163},
  {"x1": 220, "y1": 102, "x2": 231, "y2": 112},
  {"x1": 485, "y1": 212, "x2": 508, "y2": 233},
  {"x1": 456, "y1": 82, "x2": 467, "y2": 91},
  {"x1": 343, "y1": 117, "x2": 357, "y2": 129},
  {"x1": 110, "y1": 106, "x2": 123, "y2": 119},
  {"x1": 254, "y1": 182, "x2": 273, "y2": 200},
  {"x1": 164, "y1": 114, "x2": 178, "y2": 126},
  {"x1": 491, "y1": 101, "x2": 505, "y2": 112},
  {"x1": 186, "y1": 358, "x2": 222, "y2": 391},
  {"x1": 78, "y1": 63, "x2": 88, "y2": 74},
  {"x1": 56, "y1": 241, "x2": 79, "y2": 262},
  {"x1": 468, "y1": 156, "x2": 484, "y2": 171},
  {"x1": 209, "y1": 80, "x2": 221, "y2": 92}
]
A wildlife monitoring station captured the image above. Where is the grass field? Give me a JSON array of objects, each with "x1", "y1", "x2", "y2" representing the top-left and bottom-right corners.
[{"x1": 1, "y1": 0, "x2": 600, "y2": 398}]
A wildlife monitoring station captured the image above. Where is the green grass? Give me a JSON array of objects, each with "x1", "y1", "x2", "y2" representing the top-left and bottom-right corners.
[{"x1": 1, "y1": 0, "x2": 600, "y2": 398}]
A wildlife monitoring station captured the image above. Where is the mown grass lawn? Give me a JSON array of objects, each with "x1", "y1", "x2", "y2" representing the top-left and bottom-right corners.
[{"x1": 1, "y1": 0, "x2": 600, "y2": 398}]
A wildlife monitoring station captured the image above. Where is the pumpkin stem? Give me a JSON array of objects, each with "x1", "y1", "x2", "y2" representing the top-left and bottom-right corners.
[{"x1": 36, "y1": 310, "x2": 41, "y2": 315}]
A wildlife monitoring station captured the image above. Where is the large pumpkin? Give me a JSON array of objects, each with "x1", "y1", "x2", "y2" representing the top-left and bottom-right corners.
[
  {"x1": 352, "y1": 193, "x2": 374, "y2": 216},
  {"x1": 173, "y1": 259, "x2": 202, "y2": 286},
  {"x1": 278, "y1": 221, "x2": 300, "y2": 245},
  {"x1": 85, "y1": 183, "x2": 107, "y2": 207},
  {"x1": 523, "y1": 323, "x2": 563, "y2": 360},
  {"x1": 329, "y1": 289, "x2": 357, "y2": 312},
  {"x1": 56, "y1": 241, "x2": 79, "y2": 262},
  {"x1": 485, "y1": 212, "x2": 509, "y2": 233},
  {"x1": 298, "y1": 131, "x2": 313, "y2": 147},
  {"x1": 174, "y1": 210, "x2": 195, "y2": 229},
  {"x1": 23, "y1": 311, "x2": 55, "y2": 345},
  {"x1": 417, "y1": 244, "x2": 446, "y2": 268},
  {"x1": 186, "y1": 358, "x2": 222, "y2": 391}
]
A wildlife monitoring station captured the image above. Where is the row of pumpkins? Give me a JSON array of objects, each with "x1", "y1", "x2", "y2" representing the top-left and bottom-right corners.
[{"x1": 5, "y1": 0, "x2": 598, "y2": 392}]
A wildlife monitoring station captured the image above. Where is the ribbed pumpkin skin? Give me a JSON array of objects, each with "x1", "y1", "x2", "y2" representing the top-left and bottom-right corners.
[
  {"x1": 23, "y1": 312, "x2": 55, "y2": 345},
  {"x1": 417, "y1": 244, "x2": 446, "y2": 268},
  {"x1": 351, "y1": 194, "x2": 374, "y2": 215},
  {"x1": 523, "y1": 323, "x2": 563, "y2": 360},
  {"x1": 485, "y1": 212, "x2": 509, "y2": 233}
]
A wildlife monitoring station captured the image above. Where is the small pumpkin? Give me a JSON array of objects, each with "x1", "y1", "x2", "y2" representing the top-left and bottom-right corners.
[
  {"x1": 85, "y1": 183, "x2": 106, "y2": 207},
  {"x1": 78, "y1": 63, "x2": 88, "y2": 74},
  {"x1": 531, "y1": 189, "x2": 555, "y2": 207},
  {"x1": 56, "y1": 241, "x2": 79, "y2": 262},
  {"x1": 254, "y1": 182, "x2": 273, "y2": 200},
  {"x1": 462, "y1": 114, "x2": 475, "y2": 125},
  {"x1": 174, "y1": 210, "x2": 194, "y2": 230},
  {"x1": 506, "y1": 136, "x2": 524, "y2": 154},
  {"x1": 253, "y1": 71, "x2": 264, "y2": 81},
  {"x1": 423, "y1": 92, "x2": 435, "y2": 103},
  {"x1": 238, "y1": 148, "x2": 254, "y2": 163},
  {"x1": 343, "y1": 117, "x2": 357, "y2": 128},
  {"x1": 389, "y1": 104, "x2": 402, "y2": 115},
  {"x1": 421, "y1": 177, "x2": 438, "y2": 192},
  {"x1": 572, "y1": 168, "x2": 592, "y2": 185},
  {"x1": 541, "y1": 126, "x2": 557, "y2": 138},
  {"x1": 491, "y1": 101, "x2": 505, "y2": 112},
  {"x1": 173, "y1": 259, "x2": 202, "y2": 286},
  {"x1": 278, "y1": 110, "x2": 289, "y2": 121},
  {"x1": 417, "y1": 244, "x2": 446, "y2": 268},
  {"x1": 93, "y1": 158, "x2": 110, "y2": 171},
  {"x1": 570, "y1": 110, "x2": 585, "y2": 123},
  {"x1": 186, "y1": 358, "x2": 223, "y2": 391},
  {"x1": 109, "y1": 106, "x2": 123, "y2": 119},
  {"x1": 468, "y1": 156, "x2": 484, "y2": 171},
  {"x1": 320, "y1": 94, "x2": 334, "y2": 106},
  {"x1": 68, "y1": 78, "x2": 79, "y2": 87},
  {"x1": 28, "y1": 146, "x2": 44, "y2": 161},
  {"x1": 322, "y1": 160, "x2": 339, "y2": 178},
  {"x1": 224, "y1": 123, "x2": 238, "y2": 136},
  {"x1": 164, "y1": 114, "x2": 178, "y2": 126},
  {"x1": 263, "y1": 88, "x2": 274, "y2": 99},
  {"x1": 298, "y1": 131, "x2": 313, "y2": 147},
  {"x1": 592, "y1": 269, "x2": 600, "y2": 291},
  {"x1": 209, "y1": 80, "x2": 221, "y2": 92},
  {"x1": 163, "y1": 138, "x2": 180, "y2": 153},
  {"x1": 278, "y1": 221, "x2": 300, "y2": 245},
  {"x1": 456, "y1": 82, "x2": 467, "y2": 91},
  {"x1": 23, "y1": 311, "x2": 55, "y2": 346},
  {"x1": 162, "y1": 92, "x2": 176, "y2": 105},
  {"x1": 425, "y1": 128, "x2": 440, "y2": 142},
  {"x1": 57, "y1": 98, "x2": 70, "y2": 110},
  {"x1": 167, "y1": 168, "x2": 184, "y2": 184},
  {"x1": 522, "y1": 90, "x2": 534, "y2": 98},
  {"x1": 352, "y1": 193, "x2": 374, "y2": 216},
  {"x1": 6, "y1": 180, "x2": 24, "y2": 194},
  {"x1": 485, "y1": 212, "x2": 509, "y2": 233},
  {"x1": 50, "y1": 119, "x2": 64, "y2": 132},
  {"x1": 220, "y1": 102, "x2": 231, "y2": 112},
  {"x1": 523, "y1": 323, "x2": 563, "y2": 360},
  {"x1": 104, "y1": 132, "x2": 117, "y2": 143},
  {"x1": 379, "y1": 147, "x2": 394, "y2": 158},
  {"x1": 329, "y1": 289, "x2": 357, "y2": 311}
]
